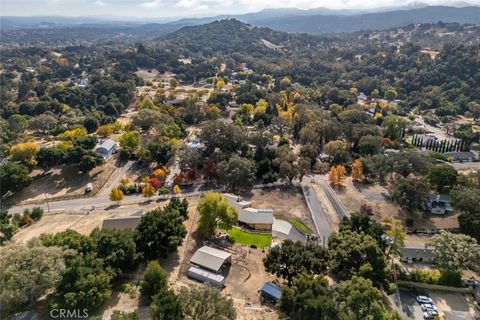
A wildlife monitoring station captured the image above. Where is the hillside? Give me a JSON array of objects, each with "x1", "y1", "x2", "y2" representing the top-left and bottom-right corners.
[
  {"x1": 1, "y1": 5, "x2": 479, "y2": 46},
  {"x1": 244, "y1": 6, "x2": 480, "y2": 34},
  {"x1": 160, "y1": 19, "x2": 299, "y2": 56}
]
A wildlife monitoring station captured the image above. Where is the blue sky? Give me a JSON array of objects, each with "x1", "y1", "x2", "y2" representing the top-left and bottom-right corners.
[{"x1": 1, "y1": 0, "x2": 477, "y2": 18}]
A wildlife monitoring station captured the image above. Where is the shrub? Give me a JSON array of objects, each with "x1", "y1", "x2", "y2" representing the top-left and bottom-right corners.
[
  {"x1": 121, "y1": 283, "x2": 137, "y2": 298},
  {"x1": 405, "y1": 217, "x2": 414, "y2": 227},
  {"x1": 139, "y1": 261, "x2": 168, "y2": 298},
  {"x1": 19, "y1": 213, "x2": 34, "y2": 227},
  {"x1": 119, "y1": 147, "x2": 132, "y2": 161},
  {"x1": 408, "y1": 269, "x2": 440, "y2": 284},
  {"x1": 118, "y1": 184, "x2": 128, "y2": 194},
  {"x1": 127, "y1": 184, "x2": 139, "y2": 194},
  {"x1": 158, "y1": 187, "x2": 169, "y2": 195},
  {"x1": 30, "y1": 207, "x2": 44, "y2": 221},
  {"x1": 438, "y1": 270, "x2": 462, "y2": 287}
]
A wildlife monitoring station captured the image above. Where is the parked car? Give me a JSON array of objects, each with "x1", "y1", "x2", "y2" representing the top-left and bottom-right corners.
[
  {"x1": 423, "y1": 310, "x2": 439, "y2": 319},
  {"x1": 463, "y1": 278, "x2": 478, "y2": 287},
  {"x1": 416, "y1": 295, "x2": 433, "y2": 304},
  {"x1": 85, "y1": 183, "x2": 93, "y2": 193},
  {"x1": 421, "y1": 303, "x2": 438, "y2": 311}
]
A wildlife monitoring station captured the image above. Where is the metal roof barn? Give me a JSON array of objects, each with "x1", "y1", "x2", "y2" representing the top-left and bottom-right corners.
[
  {"x1": 187, "y1": 266, "x2": 226, "y2": 287},
  {"x1": 190, "y1": 246, "x2": 232, "y2": 273}
]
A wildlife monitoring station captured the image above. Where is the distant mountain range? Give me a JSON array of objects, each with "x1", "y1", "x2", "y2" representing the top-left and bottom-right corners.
[{"x1": 2, "y1": 5, "x2": 480, "y2": 36}]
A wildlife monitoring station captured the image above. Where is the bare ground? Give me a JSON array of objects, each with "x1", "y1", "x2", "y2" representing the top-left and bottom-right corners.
[
  {"x1": 9, "y1": 156, "x2": 122, "y2": 205},
  {"x1": 242, "y1": 185, "x2": 314, "y2": 231},
  {"x1": 334, "y1": 177, "x2": 459, "y2": 230}
]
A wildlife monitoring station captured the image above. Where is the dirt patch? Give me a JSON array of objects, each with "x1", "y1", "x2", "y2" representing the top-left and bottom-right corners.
[
  {"x1": 100, "y1": 289, "x2": 149, "y2": 320},
  {"x1": 12, "y1": 196, "x2": 199, "y2": 245},
  {"x1": 335, "y1": 177, "x2": 460, "y2": 230},
  {"x1": 335, "y1": 177, "x2": 400, "y2": 220},
  {"x1": 9, "y1": 156, "x2": 122, "y2": 205},
  {"x1": 135, "y1": 69, "x2": 160, "y2": 82},
  {"x1": 242, "y1": 186, "x2": 314, "y2": 231}
]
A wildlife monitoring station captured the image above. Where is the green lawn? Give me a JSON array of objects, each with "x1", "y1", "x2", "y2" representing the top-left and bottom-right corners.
[
  {"x1": 274, "y1": 214, "x2": 312, "y2": 234},
  {"x1": 227, "y1": 228, "x2": 272, "y2": 248}
]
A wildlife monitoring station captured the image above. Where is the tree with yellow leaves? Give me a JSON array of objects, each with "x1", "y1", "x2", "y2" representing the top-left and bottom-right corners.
[
  {"x1": 58, "y1": 127, "x2": 87, "y2": 140},
  {"x1": 255, "y1": 99, "x2": 268, "y2": 114},
  {"x1": 382, "y1": 216, "x2": 406, "y2": 257},
  {"x1": 351, "y1": 160, "x2": 363, "y2": 181},
  {"x1": 9, "y1": 142, "x2": 40, "y2": 166},
  {"x1": 142, "y1": 185, "x2": 155, "y2": 198},
  {"x1": 96, "y1": 124, "x2": 114, "y2": 137},
  {"x1": 216, "y1": 78, "x2": 225, "y2": 89},
  {"x1": 173, "y1": 185, "x2": 182, "y2": 194},
  {"x1": 109, "y1": 187, "x2": 124, "y2": 205}
]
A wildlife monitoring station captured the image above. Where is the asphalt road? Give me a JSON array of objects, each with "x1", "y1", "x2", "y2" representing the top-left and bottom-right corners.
[
  {"x1": 301, "y1": 181, "x2": 331, "y2": 246},
  {"x1": 319, "y1": 178, "x2": 347, "y2": 220}
]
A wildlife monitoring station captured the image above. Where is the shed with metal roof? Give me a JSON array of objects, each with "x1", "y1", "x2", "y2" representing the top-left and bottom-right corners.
[
  {"x1": 261, "y1": 282, "x2": 282, "y2": 302},
  {"x1": 190, "y1": 246, "x2": 232, "y2": 273},
  {"x1": 187, "y1": 266, "x2": 225, "y2": 287},
  {"x1": 95, "y1": 139, "x2": 118, "y2": 159}
]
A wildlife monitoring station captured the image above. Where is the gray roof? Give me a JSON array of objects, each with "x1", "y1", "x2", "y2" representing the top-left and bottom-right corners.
[
  {"x1": 190, "y1": 246, "x2": 231, "y2": 272},
  {"x1": 96, "y1": 139, "x2": 117, "y2": 154},
  {"x1": 102, "y1": 216, "x2": 141, "y2": 230},
  {"x1": 261, "y1": 282, "x2": 282, "y2": 301},
  {"x1": 187, "y1": 266, "x2": 225, "y2": 286},
  {"x1": 429, "y1": 193, "x2": 451, "y2": 203},
  {"x1": 238, "y1": 208, "x2": 274, "y2": 225},
  {"x1": 400, "y1": 246, "x2": 433, "y2": 260}
]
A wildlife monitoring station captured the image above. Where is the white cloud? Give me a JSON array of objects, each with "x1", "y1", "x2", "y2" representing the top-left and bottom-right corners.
[
  {"x1": 174, "y1": 0, "x2": 209, "y2": 11},
  {"x1": 140, "y1": 0, "x2": 163, "y2": 8},
  {"x1": 95, "y1": 0, "x2": 106, "y2": 6}
]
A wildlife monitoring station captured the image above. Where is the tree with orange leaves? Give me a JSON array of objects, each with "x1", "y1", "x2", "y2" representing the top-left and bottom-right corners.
[
  {"x1": 352, "y1": 160, "x2": 363, "y2": 181},
  {"x1": 328, "y1": 166, "x2": 338, "y2": 185},
  {"x1": 329, "y1": 165, "x2": 347, "y2": 186}
]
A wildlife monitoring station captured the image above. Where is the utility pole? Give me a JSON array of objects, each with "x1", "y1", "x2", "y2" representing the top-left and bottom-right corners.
[{"x1": 44, "y1": 195, "x2": 50, "y2": 214}]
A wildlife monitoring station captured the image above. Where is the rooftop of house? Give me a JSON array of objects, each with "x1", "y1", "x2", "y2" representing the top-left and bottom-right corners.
[{"x1": 238, "y1": 207, "x2": 274, "y2": 225}]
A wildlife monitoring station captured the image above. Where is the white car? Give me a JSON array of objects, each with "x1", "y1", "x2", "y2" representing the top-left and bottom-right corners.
[
  {"x1": 416, "y1": 295, "x2": 433, "y2": 304},
  {"x1": 423, "y1": 310, "x2": 439, "y2": 319},
  {"x1": 421, "y1": 303, "x2": 438, "y2": 311}
]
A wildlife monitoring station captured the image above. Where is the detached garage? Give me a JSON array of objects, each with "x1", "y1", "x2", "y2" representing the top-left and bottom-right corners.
[{"x1": 190, "y1": 246, "x2": 232, "y2": 273}]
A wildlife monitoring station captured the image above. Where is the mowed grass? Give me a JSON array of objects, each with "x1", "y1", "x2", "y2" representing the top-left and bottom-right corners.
[
  {"x1": 227, "y1": 228, "x2": 272, "y2": 248},
  {"x1": 274, "y1": 214, "x2": 312, "y2": 234}
]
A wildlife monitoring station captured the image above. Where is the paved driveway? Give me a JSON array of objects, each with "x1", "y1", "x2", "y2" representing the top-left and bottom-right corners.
[{"x1": 272, "y1": 218, "x2": 306, "y2": 243}]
